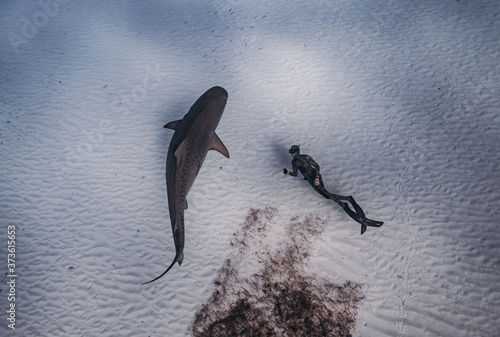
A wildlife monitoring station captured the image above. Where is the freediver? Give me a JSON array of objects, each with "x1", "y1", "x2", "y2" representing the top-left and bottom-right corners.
[{"x1": 283, "y1": 145, "x2": 383, "y2": 234}]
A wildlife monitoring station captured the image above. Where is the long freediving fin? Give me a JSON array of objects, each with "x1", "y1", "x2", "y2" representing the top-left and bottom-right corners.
[
  {"x1": 337, "y1": 200, "x2": 384, "y2": 235},
  {"x1": 358, "y1": 217, "x2": 384, "y2": 235},
  {"x1": 362, "y1": 218, "x2": 384, "y2": 227}
]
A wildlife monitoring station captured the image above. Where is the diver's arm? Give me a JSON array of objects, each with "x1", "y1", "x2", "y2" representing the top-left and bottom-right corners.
[
  {"x1": 307, "y1": 156, "x2": 320, "y2": 175},
  {"x1": 305, "y1": 156, "x2": 320, "y2": 185},
  {"x1": 283, "y1": 160, "x2": 299, "y2": 177}
]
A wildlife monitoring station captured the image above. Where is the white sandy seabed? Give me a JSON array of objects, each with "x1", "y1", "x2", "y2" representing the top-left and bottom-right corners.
[{"x1": 1, "y1": 0, "x2": 499, "y2": 336}]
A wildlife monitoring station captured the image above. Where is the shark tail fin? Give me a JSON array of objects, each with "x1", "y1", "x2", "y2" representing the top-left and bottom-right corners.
[{"x1": 142, "y1": 251, "x2": 184, "y2": 285}]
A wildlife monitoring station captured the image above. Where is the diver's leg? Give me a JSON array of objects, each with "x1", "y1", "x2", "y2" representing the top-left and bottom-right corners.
[
  {"x1": 325, "y1": 192, "x2": 383, "y2": 226},
  {"x1": 336, "y1": 196, "x2": 384, "y2": 228},
  {"x1": 336, "y1": 201, "x2": 383, "y2": 234},
  {"x1": 338, "y1": 202, "x2": 368, "y2": 234},
  {"x1": 313, "y1": 178, "x2": 383, "y2": 234},
  {"x1": 311, "y1": 179, "x2": 366, "y2": 231},
  {"x1": 343, "y1": 196, "x2": 383, "y2": 227},
  {"x1": 345, "y1": 196, "x2": 366, "y2": 218},
  {"x1": 313, "y1": 182, "x2": 354, "y2": 211},
  {"x1": 312, "y1": 175, "x2": 331, "y2": 195}
]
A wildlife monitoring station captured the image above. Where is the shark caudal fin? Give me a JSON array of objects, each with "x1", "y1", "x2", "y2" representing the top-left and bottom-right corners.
[{"x1": 142, "y1": 251, "x2": 184, "y2": 285}]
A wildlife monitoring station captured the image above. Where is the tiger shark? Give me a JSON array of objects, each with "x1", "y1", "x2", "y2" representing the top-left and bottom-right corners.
[{"x1": 143, "y1": 86, "x2": 230, "y2": 285}]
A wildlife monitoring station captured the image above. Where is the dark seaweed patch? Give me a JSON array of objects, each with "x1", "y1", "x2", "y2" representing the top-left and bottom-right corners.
[{"x1": 191, "y1": 207, "x2": 365, "y2": 337}]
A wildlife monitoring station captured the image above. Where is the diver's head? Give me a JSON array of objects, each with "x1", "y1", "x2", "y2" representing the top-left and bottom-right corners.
[{"x1": 289, "y1": 145, "x2": 300, "y2": 156}]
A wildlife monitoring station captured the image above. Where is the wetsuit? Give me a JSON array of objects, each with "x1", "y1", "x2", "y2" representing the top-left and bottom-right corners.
[
  {"x1": 284, "y1": 151, "x2": 383, "y2": 234},
  {"x1": 287, "y1": 154, "x2": 333, "y2": 199}
]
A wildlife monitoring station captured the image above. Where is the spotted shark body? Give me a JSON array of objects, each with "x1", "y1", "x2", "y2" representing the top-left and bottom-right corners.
[{"x1": 143, "y1": 86, "x2": 229, "y2": 285}]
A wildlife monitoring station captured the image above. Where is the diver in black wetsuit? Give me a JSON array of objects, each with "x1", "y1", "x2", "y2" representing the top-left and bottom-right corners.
[{"x1": 283, "y1": 145, "x2": 383, "y2": 234}]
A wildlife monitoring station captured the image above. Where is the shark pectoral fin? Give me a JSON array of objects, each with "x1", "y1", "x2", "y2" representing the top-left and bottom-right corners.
[
  {"x1": 174, "y1": 140, "x2": 186, "y2": 163},
  {"x1": 209, "y1": 133, "x2": 230, "y2": 158},
  {"x1": 164, "y1": 120, "x2": 182, "y2": 130},
  {"x1": 177, "y1": 250, "x2": 184, "y2": 266}
]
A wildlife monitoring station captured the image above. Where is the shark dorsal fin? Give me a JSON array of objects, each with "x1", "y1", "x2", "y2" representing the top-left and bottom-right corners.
[
  {"x1": 209, "y1": 133, "x2": 230, "y2": 158},
  {"x1": 164, "y1": 120, "x2": 182, "y2": 130}
]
